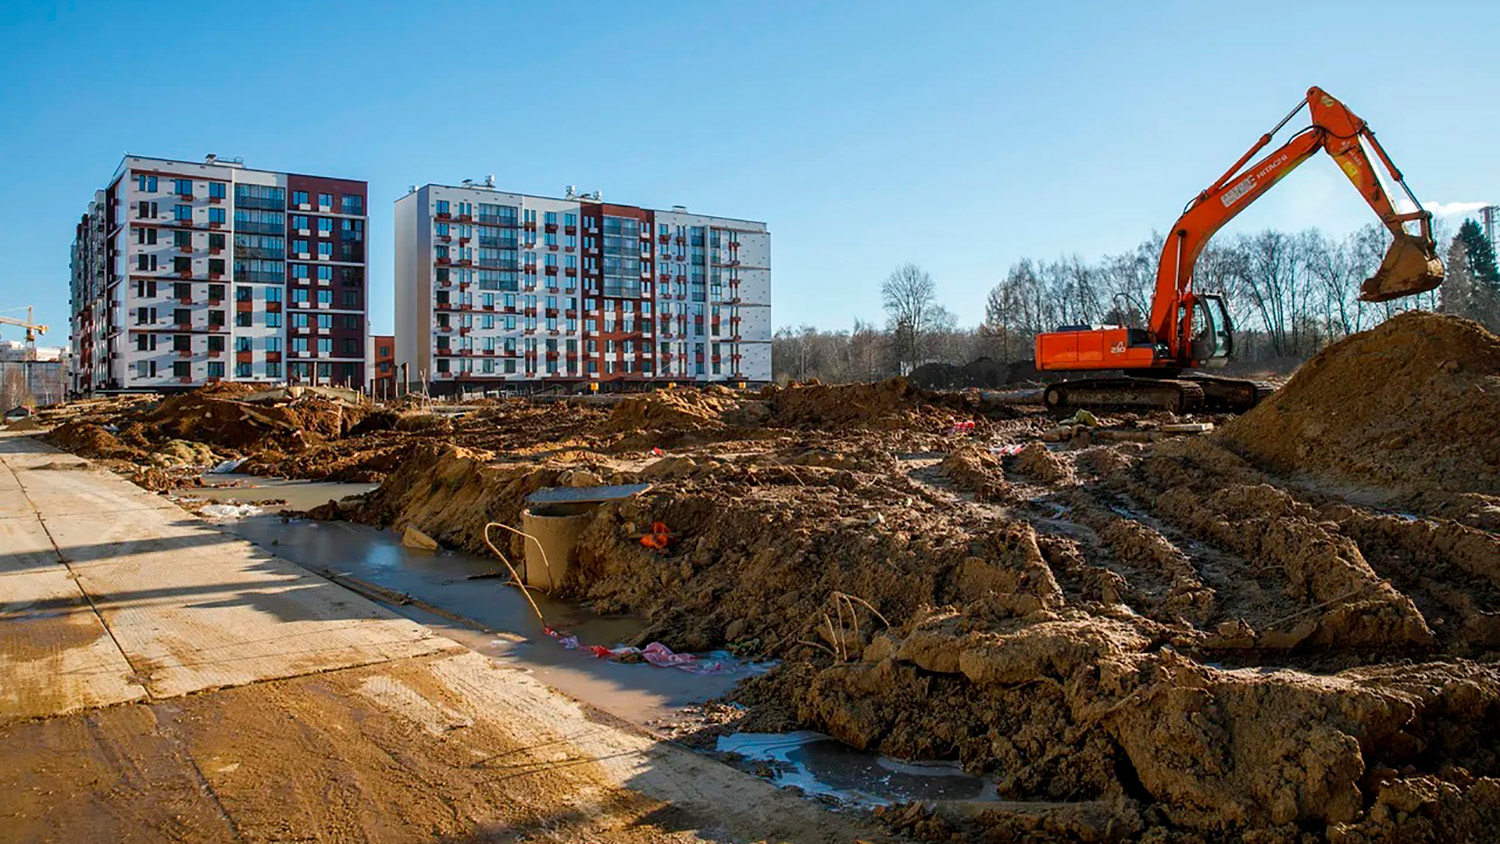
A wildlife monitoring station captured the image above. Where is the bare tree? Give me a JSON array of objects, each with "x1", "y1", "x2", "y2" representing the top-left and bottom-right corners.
[{"x1": 882, "y1": 263, "x2": 939, "y2": 374}]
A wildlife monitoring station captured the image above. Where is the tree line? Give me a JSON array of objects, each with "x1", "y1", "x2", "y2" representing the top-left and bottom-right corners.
[{"x1": 773, "y1": 219, "x2": 1500, "y2": 383}]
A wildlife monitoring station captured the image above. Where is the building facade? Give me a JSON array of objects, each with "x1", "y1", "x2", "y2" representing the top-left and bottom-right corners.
[
  {"x1": 369, "y1": 333, "x2": 396, "y2": 398},
  {"x1": 69, "y1": 155, "x2": 369, "y2": 394},
  {"x1": 394, "y1": 183, "x2": 770, "y2": 392}
]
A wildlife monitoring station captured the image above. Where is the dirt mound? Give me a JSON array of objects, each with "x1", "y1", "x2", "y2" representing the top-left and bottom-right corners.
[
  {"x1": 44, "y1": 421, "x2": 132, "y2": 459},
  {"x1": 147, "y1": 388, "x2": 363, "y2": 452},
  {"x1": 605, "y1": 390, "x2": 733, "y2": 433},
  {"x1": 1221, "y1": 311, "x2": 1500, "y2": 495},
  {"x1": 766, "y1": 378, "x2": 950, "y2": 430}
]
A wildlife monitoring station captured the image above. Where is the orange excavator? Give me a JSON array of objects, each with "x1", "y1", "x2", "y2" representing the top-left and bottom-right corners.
[{"x1": 1035, "y1": 86, "x2": 1444, "y2": 413}]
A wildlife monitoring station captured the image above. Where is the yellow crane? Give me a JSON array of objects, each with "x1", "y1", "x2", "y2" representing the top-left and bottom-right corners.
[{"x1": 0, "y1": 307, "x2": 48, "y2": 344}]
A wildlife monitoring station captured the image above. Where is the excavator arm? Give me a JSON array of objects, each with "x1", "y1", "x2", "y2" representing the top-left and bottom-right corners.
[{"x1": 1149, "y1": 86, "x2": 1444, "y2": 360}]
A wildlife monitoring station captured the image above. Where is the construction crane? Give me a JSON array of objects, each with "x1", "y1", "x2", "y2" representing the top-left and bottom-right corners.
[
  {"x1": 0, "y1": 307, "x2": 48, "y2": 344},
  {"x1": 1035, "y1": 86, "x2": 1444, "y2": 414}
]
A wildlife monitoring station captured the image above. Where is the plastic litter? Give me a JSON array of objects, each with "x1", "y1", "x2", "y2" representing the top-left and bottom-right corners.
[
  {"x1": 1061, "y1": 409, "x2": 1100, "y2": 427},
  {"x1": 946, "y1": 420, "x2": 976, "y2": 436},
  {"x1": 543, "y1": 627, "x2": 726, "y2": 674},
  {"x1": 210, "y1": 457, "x2": 248, "y2": 474}
]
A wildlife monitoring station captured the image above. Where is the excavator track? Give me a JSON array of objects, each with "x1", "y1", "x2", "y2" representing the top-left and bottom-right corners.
[{"x1": 1043, "y1": 375, "x2": 1273, "y2": 415}]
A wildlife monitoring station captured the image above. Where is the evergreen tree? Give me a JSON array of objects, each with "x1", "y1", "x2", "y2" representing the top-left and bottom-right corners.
[{"x1": 1456, "y1": 219, "x2": 1499, "y2": 288}]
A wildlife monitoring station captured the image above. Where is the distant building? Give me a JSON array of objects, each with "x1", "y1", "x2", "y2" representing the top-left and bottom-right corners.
[
  {"x1": 69, "y1": 155, "x2": 370, "y2": 395},
  {"x1": 0, "y1": 341, "x2": 69, "y2": 406},
  {"x1": 393, "y1": 183, "x2": 770, "y2": 393},
  {"x1": 369, "y1": 333, "x2": 396, "y2": 398}
]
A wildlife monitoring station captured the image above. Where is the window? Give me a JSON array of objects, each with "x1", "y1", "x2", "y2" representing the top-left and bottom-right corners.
[
  {"x1": 174, "y1": 179, "x2": 192, "y2": 197},
  {"x1": 136, "y1": 227, "x2": 157, "y2": 245},
  {"x1": 343, "y1": 338, "x2": 358, "y2": 355},
  {"x1": 174, "y1": 204, "x2": 192, "y2": 221},
  {"x1": 208, "y1": 258, "x2": 224, "y2": 276},
  {"x1": 266, "y1": 337, "x2": 281, "y2": 352},
  {"x1": 209, "y1": 181, "x2": 226, "y2": 200},
  {"x1": 318, "y1": 193, "x2": 332, "y2": 208},
  {"x1": 136, "y1": 175, "x2": 158, "y2": 192},
  {"x1": 136, "y1": 333, "x2": 149, "y2": 351},
  {"x1": 137, "y1": 254, "x2": 157, "y2": 271},
  {"x1": 436, "y1": 199, "x2": 450, "y2": 216},
  {"x1": 235, "y1": 362, "x2": 252, "y2": 378},
  {"x1": 208, "y1": 310, "x2": 225, "y2": 327},
  {"x1": 265, "y1": 286, "x2": 282, "y2": 302},
  {"x1": 341, "y1": 195, "x2": 363, "y2": 215},
  {"x1": 266, "y1": 311, "x2": 281, "y2": 328},
  {"x1": 292, "y1": 215, "x2": 309, "y2": 230},
  {"x1": 292, "y1": 264, "x2": 310, "y2": 280},
  {"x1": 545, "y1": 211, "x2": 558, "y2": 226},
  {"x1": 207, "y1": 361, "x2": 224, "y2": 378},
  {"x1": 173, "y1": 282, "x2": 191, "y2": 299},
  {"x1": 316, "y1": 314, "x2": 332, "y2": 330},
  {"x1": 293, "y1": 239, "x2": 309, "y2": 255},
  {"x1": 564, "y1": 212, "x2": 577, "y2": 228},
  {"x1": 174, "y1": 256, "x2": 192, "y2": 273},
  {"x1": 137, "y1": 201, "x2": 158, "y2": 219},
  {"x1": 317, "y1": 338, "x2": 332, "y2": 355},
  {"x1": 342, "y1": 290, "x2": 358, "y2": 307},
  {"x1": 208, "y1": 207, "x2": 226, "y2": 225},
  {"x1": 292, "y1": 190, "x2": 309, "y2": 206},
  {"x1": 317, "y1": 242, "x2": 332, "y2": 258},
  {"x1": 291, "y1": 313, "x2": 309, "y2": 328},
  {"x1": 236, "y1": 310, "x2": 252, "y2": 327},
  {"x1": 291, "y1": 288, "x2": 309, "y2": 304},
  {"x1": 173, "y1": 361, "x2": 190, "y2": 377},
  {"x1": 173, "y1": 230, "x2": 191, "y2": 248},
  {"x1": 317, "y1": 217, "x2": 333, "y2": 233},
  {"x1": 317, "y1": 266, "x2": 332, "y2": 282},
  {"x1": 209, "y1": 232, "x2": 225, "y2": 250},
  {"x1": 235, "y1": 286, "x2": 253, "y2": 302},
  {"x1": 265, "y1": 362, "x2": 281, "y2": 378},
  {"x1": 317, "y1": 289, "x2": 332, "y2": 305},
  {"x1": 341, "y1": 314, "x2": 359, "y2": 329},
  {"x1": 292, "y1": 337, "x2": 308, "y2": 353}
]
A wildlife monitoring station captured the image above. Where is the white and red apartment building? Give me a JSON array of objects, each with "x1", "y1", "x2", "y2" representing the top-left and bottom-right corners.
[
  {"x1": 69, "y1": 155, "x2": 369, "y2": 394},
  {"x1": 394, "y1": 182, "x2": 770, "y2": 392}
]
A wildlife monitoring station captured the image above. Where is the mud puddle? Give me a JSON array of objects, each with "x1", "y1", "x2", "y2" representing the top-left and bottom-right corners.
[
  {"x1": 717, "y1": 731, "x2": 998, "y2": 807},
  {"x1": 187, "y1": 484, "x2": 762, "y2": 725},
  {"x1": 187, "y1": 472, "x2": 380, "y2": 511}
]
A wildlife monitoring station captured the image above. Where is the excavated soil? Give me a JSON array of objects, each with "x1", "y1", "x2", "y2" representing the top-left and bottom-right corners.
[
  {"x1": 1221, "y1": 311, "x2": 1500, "y2": 498},
  {"x1": 31, "y1": 318, "x2": 1500, "y2": 843}
]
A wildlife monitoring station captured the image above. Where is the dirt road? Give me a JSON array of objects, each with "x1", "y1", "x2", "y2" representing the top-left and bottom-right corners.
[{"x1": 0, "y1": 433, "x2": 888, "y2": 844}]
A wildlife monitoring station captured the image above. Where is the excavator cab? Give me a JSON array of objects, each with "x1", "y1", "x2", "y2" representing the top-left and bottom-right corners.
[{"x1": 1188, "y1": 294, "x2": 1233, "y2": 368}]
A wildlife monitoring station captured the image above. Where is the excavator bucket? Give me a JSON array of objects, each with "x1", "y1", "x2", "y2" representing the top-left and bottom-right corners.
[{"x1": 1359, "y1": 232, "x2": 1445, "y2": 302}]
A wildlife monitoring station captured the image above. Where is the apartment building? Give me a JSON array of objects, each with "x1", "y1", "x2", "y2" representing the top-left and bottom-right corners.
[
  {"x1": 68, "y1": 155, "x2": 368, "y2": 394},
  {"x1": 394, "y1": 182, "x2": 770, "y2": 392},
  {"x1": 369, "y1": 333, "x2": 396, "y2": 398}
]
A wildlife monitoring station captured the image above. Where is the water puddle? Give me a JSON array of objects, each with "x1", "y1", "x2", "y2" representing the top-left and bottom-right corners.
[
  {"x1": 717, "y1": 731, "x2": 998, "y2": 806},
  {"x1": 186, "y1": 472, "x2": 380, "y2": 512},
  {"x1": 175, "y1": 476, "x2": 997, "y2": 808},
  {"x1": 176, "y1": 478, "x2": 765, "y2": 724}
]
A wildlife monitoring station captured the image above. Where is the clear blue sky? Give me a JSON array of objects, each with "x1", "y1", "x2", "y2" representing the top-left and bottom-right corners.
[{"x1": 1, "y1": 0, "x2": 1494, "y2": 341}]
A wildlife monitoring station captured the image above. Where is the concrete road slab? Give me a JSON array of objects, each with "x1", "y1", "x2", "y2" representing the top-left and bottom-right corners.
[
  {"x1": 0, "y1": 516, "x2": 146, "y2": 722},
  {"x1": 1, "y1": 435, "x2": 455, "y2": 706}
]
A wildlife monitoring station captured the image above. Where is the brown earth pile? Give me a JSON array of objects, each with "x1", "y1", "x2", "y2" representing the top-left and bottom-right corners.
[
  {"x1": 766, "y1": 378, "x2": 954, "y2": 430},
  {"x1": 44, "y1": 421, "x2": 136, "y2": 460},
  {"x1": 1221, "y1": 311, "x2": 1500, "y2": 496},
  {"x1": 146, "y1": 389, "x2": 367, "y2": 453},
  {"x1": 605, "y1": 390, "x2": 735, "y2": 433}
]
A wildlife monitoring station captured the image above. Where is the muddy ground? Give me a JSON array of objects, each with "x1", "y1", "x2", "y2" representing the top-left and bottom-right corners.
[{"x1": 21, "y1": 311, "x2": 1500, "y2": 843}]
